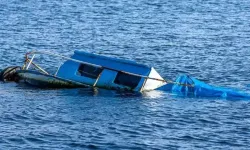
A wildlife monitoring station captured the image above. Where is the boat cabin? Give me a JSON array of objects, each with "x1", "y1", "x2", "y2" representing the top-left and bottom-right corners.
[{"x1": 56, "y1": 51, "x2": 166, "y2": 92}]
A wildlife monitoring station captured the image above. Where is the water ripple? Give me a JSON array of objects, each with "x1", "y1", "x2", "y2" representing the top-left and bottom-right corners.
[{"x1": 1, "y1": 0, "x2": 250, "y2": 149}]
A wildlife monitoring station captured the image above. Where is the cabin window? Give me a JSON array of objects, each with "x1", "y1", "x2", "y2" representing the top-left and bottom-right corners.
[
  {"x1": 77, "y1": 64, "x2": 103, "y2": 79},
  {"x1": 114, "y1": 72, "x2": 141, "y2": 89}
]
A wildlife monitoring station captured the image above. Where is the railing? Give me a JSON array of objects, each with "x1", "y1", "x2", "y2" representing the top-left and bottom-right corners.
[{"x1": 24, "y1": 51, "x2": 103, "y2": 75}]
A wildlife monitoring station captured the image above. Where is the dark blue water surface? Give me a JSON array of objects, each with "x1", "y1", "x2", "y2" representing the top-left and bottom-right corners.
[{"x1": 1, "y1": 0, "x2": 250, "y2": 149}]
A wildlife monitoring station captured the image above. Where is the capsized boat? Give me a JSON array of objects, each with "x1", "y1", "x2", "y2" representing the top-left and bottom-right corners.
[
  {"x1": 1, "y1": 50, "x2": 250, "y2": 99},
  {"x1": 1, "y1": 51, "x2": 167, "y2": 91}
]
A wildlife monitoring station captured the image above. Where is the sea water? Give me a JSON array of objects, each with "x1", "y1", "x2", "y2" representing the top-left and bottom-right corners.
[{"x1": 0, "y1": 0, "x2": 250, "y2": 149}]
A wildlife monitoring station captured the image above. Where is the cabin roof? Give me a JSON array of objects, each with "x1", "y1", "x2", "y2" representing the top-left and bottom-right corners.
[
  {"x1": 74, "y1": 51, "x2": 149, "y2": 68},
  {"x1": 71, "y1": 51, "x2": 151, "y2": 76}
]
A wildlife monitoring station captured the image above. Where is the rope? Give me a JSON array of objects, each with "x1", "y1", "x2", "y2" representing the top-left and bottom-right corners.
[{"x1": 164, "y1": 79, "x2": 194, "y2": 87}]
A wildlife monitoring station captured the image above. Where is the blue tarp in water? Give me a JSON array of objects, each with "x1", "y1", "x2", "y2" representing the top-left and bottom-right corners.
[{"x1": 157, "y1": 75, "x2": 250, "y2": 99}]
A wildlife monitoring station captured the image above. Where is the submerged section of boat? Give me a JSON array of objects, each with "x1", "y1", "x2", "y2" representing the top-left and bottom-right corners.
[{"x1": 157, "y1": 75, "x2": 250, "y2": 99}]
